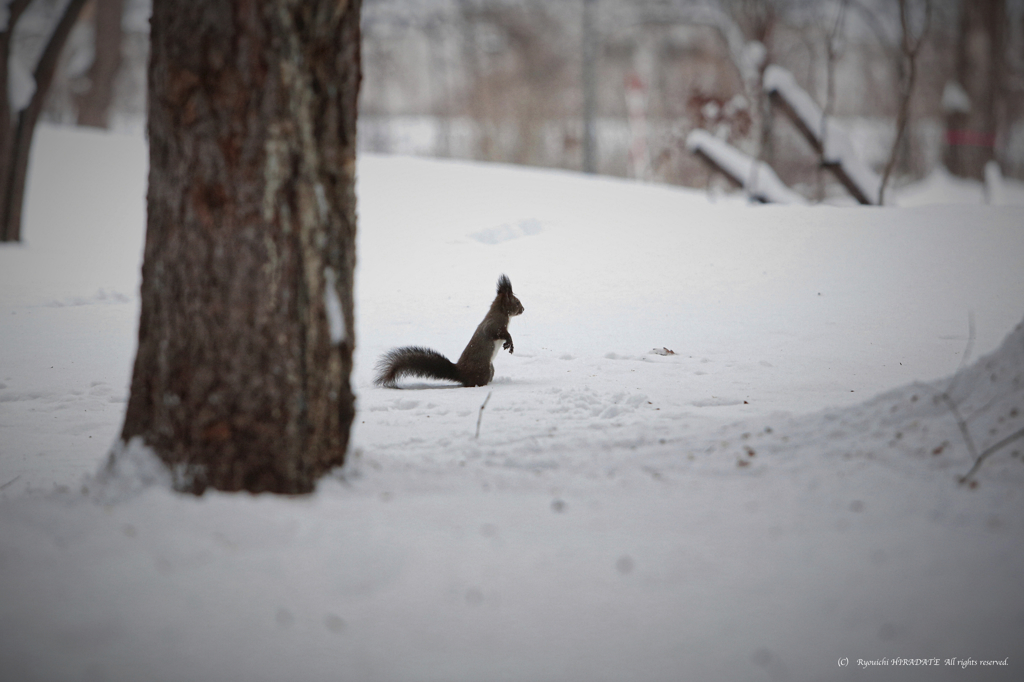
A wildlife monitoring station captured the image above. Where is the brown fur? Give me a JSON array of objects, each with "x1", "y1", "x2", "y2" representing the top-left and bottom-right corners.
[{"x1": 374, "y1": 275, "x2": 524, "y2": 388}]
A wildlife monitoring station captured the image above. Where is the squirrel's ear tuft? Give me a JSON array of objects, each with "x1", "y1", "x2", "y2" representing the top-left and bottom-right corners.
[{"x1": 497, "y1": 274, "x2": 513, "y2": 294}]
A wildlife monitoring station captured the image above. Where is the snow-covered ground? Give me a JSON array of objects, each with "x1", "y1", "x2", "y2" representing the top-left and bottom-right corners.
[{"x1": 1, "y1": 125, "x2": 1023, "y2": 681}]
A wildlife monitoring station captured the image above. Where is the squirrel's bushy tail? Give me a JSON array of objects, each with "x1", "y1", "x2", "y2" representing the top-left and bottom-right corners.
[{"x1": 374, "y1": 346, "x2": 461, "y2": 387}]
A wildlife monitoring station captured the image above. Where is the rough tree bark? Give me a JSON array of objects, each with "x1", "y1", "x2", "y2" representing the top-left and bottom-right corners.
[
  {"x1": 118, "y1": 0, "x2": 361, "y2": 494},
  {"x1": 76, "y1": 0, "x2": 124, "y2": 129}
]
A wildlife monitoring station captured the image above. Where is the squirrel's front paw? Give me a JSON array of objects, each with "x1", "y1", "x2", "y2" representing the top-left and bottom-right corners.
[{"x1": 503, "y1": 340, "x2": 514, "y2": 353}]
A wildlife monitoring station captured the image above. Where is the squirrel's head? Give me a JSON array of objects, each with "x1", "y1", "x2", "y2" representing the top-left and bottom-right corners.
[{"x1": 496, "y1": 274, "x2": 524, "y2": 316}]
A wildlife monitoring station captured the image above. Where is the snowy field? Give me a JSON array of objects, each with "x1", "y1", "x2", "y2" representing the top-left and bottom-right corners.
[{"x1": 1, "y1": 125, "x2": 1023, "y2": 681}]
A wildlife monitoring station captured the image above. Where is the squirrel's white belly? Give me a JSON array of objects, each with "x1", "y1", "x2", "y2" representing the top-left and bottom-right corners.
[{"x1": 491, "y1": 339, "x2": 504, "y2": 360}]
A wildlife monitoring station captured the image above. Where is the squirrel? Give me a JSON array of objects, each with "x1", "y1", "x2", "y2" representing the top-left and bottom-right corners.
[{"x1": 374, "y1": 275, "x2": 524, "y2": 388}]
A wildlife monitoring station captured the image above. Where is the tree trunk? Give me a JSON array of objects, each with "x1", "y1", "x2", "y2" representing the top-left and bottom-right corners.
[
  {"x1": 945, "y1": 0, "x2": 1004, "y2": 179},
  {"x1": 0, "y1": 0, "x2": 32, "y2": 242},
  {"x1": 0, "y1": 0, "x2": 89, "y2": 242},
  {"x1": 580, "y1": 0, "x2": 597, "y2": 174},
  {"x1": 119, "y1": 0, "x2": 361, "y2": 494},
  {"x1": 76, "y1": 0, "x2": 124, "y2": 129}
]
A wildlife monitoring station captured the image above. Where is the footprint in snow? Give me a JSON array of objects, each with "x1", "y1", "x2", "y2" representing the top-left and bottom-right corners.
[{"x1": 692, "y1": 397, "x2": 744, "y2": 407}]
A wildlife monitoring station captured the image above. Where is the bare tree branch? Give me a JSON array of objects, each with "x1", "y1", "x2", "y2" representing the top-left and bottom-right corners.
[
  {"x1": 820, "y1": 0, "x2": 848, "y2": 201},
  {"x1": 940, "y1": 392, "x2": 979, "y2": 462},
  {"x1": 878, "y1": 0, "x2": 931, "y2": 204},
  {"x1": 959, "y1": 427, "x2": 1024, "y2": 485}
]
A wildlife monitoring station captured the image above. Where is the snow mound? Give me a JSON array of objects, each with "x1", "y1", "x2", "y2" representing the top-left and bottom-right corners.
[
  {"x1": 88, "y1": 437, "x2": 173, "y2": 503},
  {"x1": 790, "y1": 317, "x2": 1024, "y2": 484},
  {"x1": 90, "y1": 437, "x2": 210, "y2": 503},
  {"x1": 640, "y1": 316, "x2": 1024, "y2": 491},
  {"x1": 941, "y1": 318, "x2": 1024, "y2": 475},
  {"x1": 873, "y1": 316, "x2": 1024, "y2": 481}
]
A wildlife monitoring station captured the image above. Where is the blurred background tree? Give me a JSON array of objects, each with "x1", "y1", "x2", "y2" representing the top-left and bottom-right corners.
[
  {"x1": 0, "y1": 0, "x2": 88, "y2": 242},
  {"x1": 19, "y1": 0, "x2": 1024, "y2": 204}
]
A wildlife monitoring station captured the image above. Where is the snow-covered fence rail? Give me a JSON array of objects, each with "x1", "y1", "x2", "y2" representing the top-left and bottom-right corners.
[
  {"x1": 763, "y1": 65, "x2": 881, "y2": 205},
  {"x1": 685, "y1": 129, "x2": 806, "y2": 205}
]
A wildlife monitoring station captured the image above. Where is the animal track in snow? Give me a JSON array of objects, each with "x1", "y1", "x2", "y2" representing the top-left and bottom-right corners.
[
  {"x1": 469, "y1": 218, "x2": 543, "y2": 245},
  {"x1": 47, "y1": 289, "x2": 131, "y2": 308},
  {"x1": 692, "y1": 397, "x2": 744, "y2": 408},
  {"x1": 550, "y1": 387, "x2": 649, "y2": 420}
]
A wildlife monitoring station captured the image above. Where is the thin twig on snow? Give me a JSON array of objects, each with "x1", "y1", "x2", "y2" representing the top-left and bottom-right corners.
[{"x1": 475, "y1": 391, "x2": 492, "y2": 439}]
